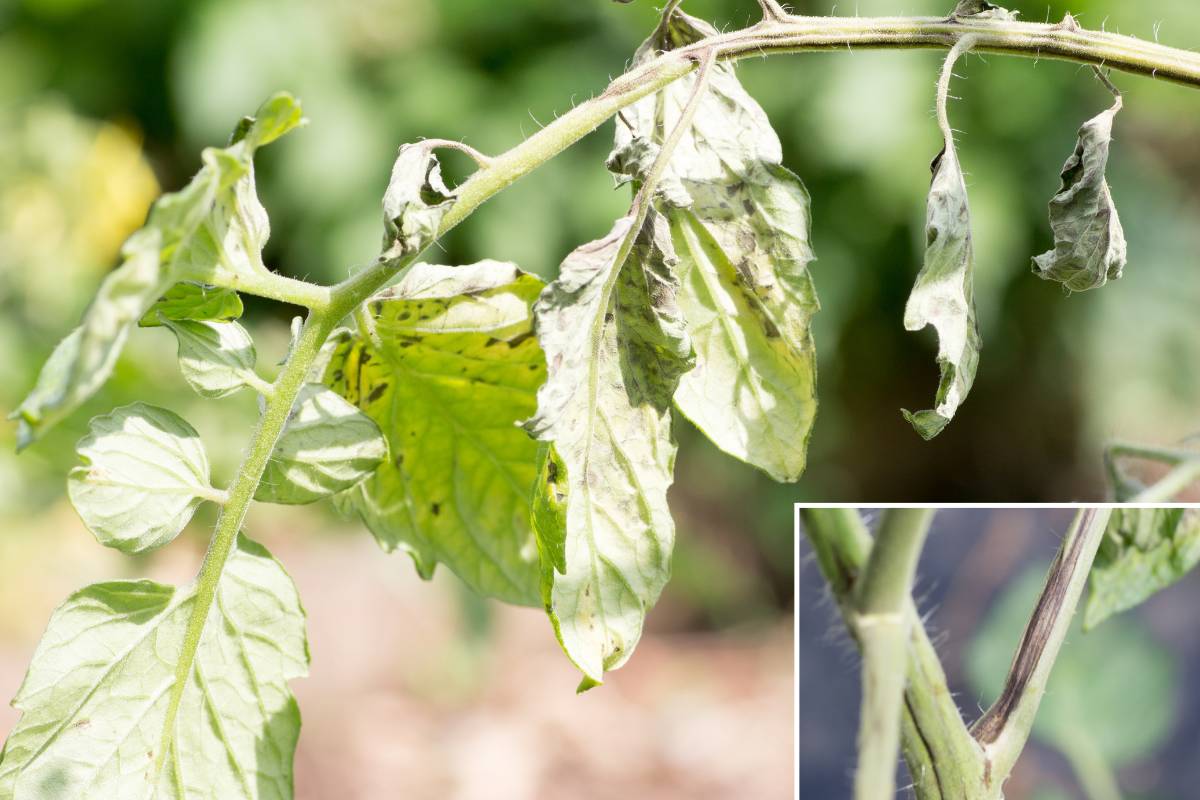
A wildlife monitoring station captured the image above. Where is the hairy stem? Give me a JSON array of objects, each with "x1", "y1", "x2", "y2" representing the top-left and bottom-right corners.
[
  {"x1": 799, "y1": 509, "x2": 986, "y2": 799},
  {"x1": 970, "y1": 508, "x2": 1113, "y2": 782},
  {"x1": 156, "y1": 305, "x2": 336, "y2": 776},
  {"x1": 852, "y1": 509, "x2": 934, "y2": 800},
  {"x1": 430, "y1": 12, "x2": 1200, "y2": 248}
]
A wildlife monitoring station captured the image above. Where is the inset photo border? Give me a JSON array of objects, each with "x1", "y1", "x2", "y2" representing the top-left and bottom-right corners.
[{"x1": 795, "y1": 506, "x2": 1200, "y2": 800}]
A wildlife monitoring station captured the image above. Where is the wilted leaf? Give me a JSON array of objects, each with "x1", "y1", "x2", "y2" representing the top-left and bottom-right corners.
[
  {"x1": 256, "y1": 383, "x2": 387, "y2": 505},
  {"x1": 609, "y1": 9, "x2": 818, "y2": 482},
  {"x1": 0, "y1": 535, "x2": 308, "y2": 798},
  {"x1": 967, "y1": 565, "x2": 1176, "y2": 767},
  {"x1": 524, "y1": 210, "x2": 692, "y2": 686},
  {"x1": 139, "y1": 282, "x2": 244, "y2": 327},
  {"x1": 953, "y1": 1, "x2": 1018, "y2": 19},
  {"x1": 1033, "y1": 96, "x2": 1126, "y2": 292},
  {"x1": 1085, "y1": 508, "x2": 1200, "y2": 629},
  {"x1": 162, "y1": 318, "x2": 264, "y2": 399},
  {"x1": 326, "y1": 261, "x2": 545, "y2": 605},
  {"x1": 902, "y1": 43, "x2": 980, "y2": 440},
  {"x1": 66, "y1": 403, "x2": 217, "y2": 554},
  {"x1": 380, "y1": 143, "x2": 456, "y2": 262},
  {"x1": 10, "y1": 93, "x2": 302, "y2": 448}
]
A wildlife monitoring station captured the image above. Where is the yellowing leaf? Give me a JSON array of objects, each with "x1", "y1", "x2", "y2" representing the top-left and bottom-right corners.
[{"x1": 326, "y1": 261, "x2": 545, "y2": 605}]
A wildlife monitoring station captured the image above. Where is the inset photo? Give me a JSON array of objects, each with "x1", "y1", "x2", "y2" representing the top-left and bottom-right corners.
[{"x1": 797, "y1": 507, "x2": 1200, "y2": 800}]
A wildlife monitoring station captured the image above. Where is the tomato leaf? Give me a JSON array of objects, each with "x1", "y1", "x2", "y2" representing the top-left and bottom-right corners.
[
  {"x1": 1085, "y1": 508, "x2": 1200, "y2": 629},
  {"x1": 0, "y1": 535, "x2": 308, "y2": 797},
  {"x1": 1032, "y1": 96, "x2": 1126, "y2": 292},
  {"x1": 325, "y1": 261, "x2": 545, "y2": 604},
  {"x1": 524, "y1": 210, "x2": 692, "y2": 686},
  {"x1": 608, "y1": 9, "x2": 819, "y2": 482},
  {"x1": 67, "y1": 403, "x2": 216, "y2": 554}
]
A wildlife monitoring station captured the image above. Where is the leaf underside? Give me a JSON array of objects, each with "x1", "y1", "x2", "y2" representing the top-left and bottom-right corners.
[
  {"x1": 609, "y1": 9, "x2": 819, "y2": 482},
  {"x1": 902, "y1": 75, "x2": 980, "y2": 440},
  {"x1": 163, "y1": 319, "x2": 260, "y2": 399},
  {"x1": 67, "y1": 403, "x2": 213, "y2": 555},
  {"x1": 256, "y1": 383, "x2": 387, "y2": 506},
  {"x1": 524, "y1": 210, "x2": 692, "y2": 686},
  {"x1": 325, "y1": 261, "x2": 546, "y2": 606},
  {"x1": 0, "y1": 535, "x2": 308, "y2": 800}
]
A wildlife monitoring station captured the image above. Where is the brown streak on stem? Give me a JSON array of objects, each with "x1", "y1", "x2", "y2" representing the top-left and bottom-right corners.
[{"x1": 970, "y1": 508, "x2": 1099, "y2": 744}]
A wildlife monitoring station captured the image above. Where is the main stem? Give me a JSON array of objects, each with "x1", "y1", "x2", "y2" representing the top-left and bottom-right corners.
[{"x1": 852, "y1": 509, "x2": 934, "y2": 800}]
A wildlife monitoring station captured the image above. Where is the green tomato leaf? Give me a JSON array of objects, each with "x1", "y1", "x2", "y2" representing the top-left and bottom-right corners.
[
  {"x1": 255, "y1": 383, "x2": 387, "y2": 506},
  {"x1": 325, "y1": 261, "x2": 545, "y2": 605},
  {"x1": 381, "y1": 142, "x2": 456, "y2": 262},
  {"x1": 0, "y1": 534, "x2": 308, "y2": 798},
  {"x1": 139, "y1": 282, "x2": 244, "y2": 327},
  {"x1": 162, "y1": 319, "x2": 263, "y2": 399},
  {"x1": 1033, "y1": 96, "x2": 1126, "y2": 292},
  {"x1": 523, "y1": 210, "x2": 693, "y2": 686},
  {"x1": 1085, "y1": 508, "x2": 1200, "y2": 629},
  {"x1": 967, "y1": 565, "x2": 1177, "y2": 767},
  {"x1": 608, "y1": 9, "x2": 818, "y2": 482},
  {"x1": 10, "y1": 93, "x2": 301, "y2": 449},
  {"x1": 66, "y1": 403, "x2": 217, "y2": 555},
  {"x1": 902, "y1": 45, "x2": 980, "y2": 440}
]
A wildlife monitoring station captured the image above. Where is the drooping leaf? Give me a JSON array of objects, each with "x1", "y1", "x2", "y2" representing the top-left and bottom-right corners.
[
  {"x1": 1033, "y1": 96, "x2": 1126, "y2": 292},
  {"x1": 608, "y1": 9, "x2": 818, "y2": 482},
  {"x1": 255, "y1": 383, "x2": 387, "y2": 506},
  {"x1": 1085, "y1": 508, "x2": 1200, "y2": 629},
  {"x1": 161, "y1": 318, "x2": 263, "y2": 399},
  {"x1": 10, "y1": 93, "x2": 302, "y2": 449},
  {"x1": 953, "y1": 0, "x2": 1017, "y2": 19},
  {"x1": 139, "y1": 282, "x2": 244, "y2": 327},
  {"x1": 902, "y1": 45, "x2": 980, "y2": 440},
  {"x1": 0, "y1": 535, "x2": 308, "y2": 798},
  {"x1": 524, "y1": 210, "x2": 693, "y2": 686},
  {"x1": 325, "y1": 261, "x2": 545, "y2": 605},
  {"x1": 380, "y1": 142, "x2": 456, "y2": 262},
  {"x1": 66, "y1": 403, "x2": 217, "y2": 554},
  {"x1": 967, "y1": 565, "x2": 1176, "y2": 768}
]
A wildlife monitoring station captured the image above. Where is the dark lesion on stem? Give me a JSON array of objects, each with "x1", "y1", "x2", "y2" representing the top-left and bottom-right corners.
[{"x1": 970, "y1": 508, "x2": 1099, "y2": 744}]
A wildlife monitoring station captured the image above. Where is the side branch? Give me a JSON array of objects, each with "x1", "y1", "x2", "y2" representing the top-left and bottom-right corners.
[{"x1": 970, "y1": 508, "x2": 1112, "y2": 781}]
